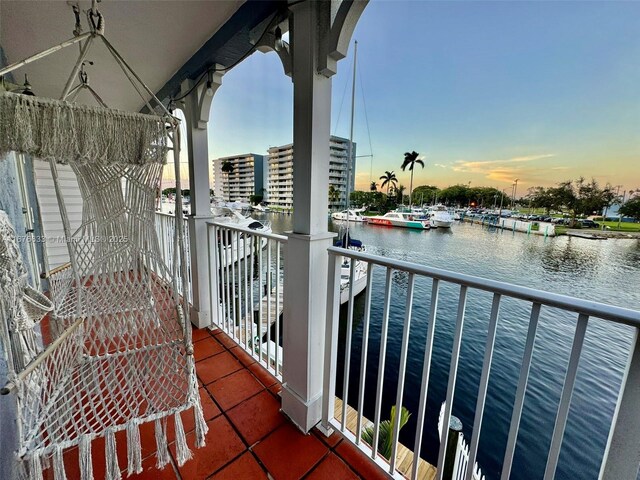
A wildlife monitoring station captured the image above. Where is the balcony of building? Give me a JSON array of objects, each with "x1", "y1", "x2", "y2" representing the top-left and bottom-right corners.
[{"x1": 2, "y1": 1, "x2": 640, "y2": 480}]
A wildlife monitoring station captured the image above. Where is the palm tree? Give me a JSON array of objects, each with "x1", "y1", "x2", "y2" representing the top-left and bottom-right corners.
[
  {"x1": 370, "y1": 181, "x2": 378, "y2": 192},
  {"x1": 221, "y1": 160, "x2": 234, "y2": 174},
  {"x1": 379, "y1": 171, "x2": 398, "y2": 196},
  {"x1": 396, "y1": 184, "x2": 406, "y2": 204},
  {"x1": 401, "y1": 151, "x2": 424, "y2": 209},
  {"x1": 362, "y1": 405, "x2": 411, "y2": 461},
  {"x1": 328, "y1": 185, "x2": 340, "y2": 207}
]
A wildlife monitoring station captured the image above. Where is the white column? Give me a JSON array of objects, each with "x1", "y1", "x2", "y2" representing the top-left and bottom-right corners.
[
  {"x1": 181, "y1": 74, "x2": 221, "y2": 328},
  {"x1": 280, "y1": 0, "x2": 336, "y2": 432},
  {"x1": 600, "y1": 329, "x2": 640, "y2": 479}
]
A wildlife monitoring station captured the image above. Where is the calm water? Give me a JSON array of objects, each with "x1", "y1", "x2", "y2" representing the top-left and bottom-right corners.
[{"x1": 258, "y1": 213, "x2": 640, "y2": 480}]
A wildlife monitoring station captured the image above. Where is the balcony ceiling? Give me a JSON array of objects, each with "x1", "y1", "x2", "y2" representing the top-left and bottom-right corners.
[{"x1": 0, "y1": 0, "x2": 278, "y2": 112}]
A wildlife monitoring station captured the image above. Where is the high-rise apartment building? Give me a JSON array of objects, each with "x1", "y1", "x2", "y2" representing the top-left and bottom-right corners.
[
  {"x1": 212, "y1": 154, "x2": 268, "y2": 203},
  {"x1": 267, "y1": 136, "x2": 355, "y2": 211}
]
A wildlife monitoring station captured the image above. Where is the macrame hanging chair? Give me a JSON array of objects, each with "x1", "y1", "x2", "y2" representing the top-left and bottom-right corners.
[{"x1": 0, "y1": 9, "x2": 206, "y2": 480}]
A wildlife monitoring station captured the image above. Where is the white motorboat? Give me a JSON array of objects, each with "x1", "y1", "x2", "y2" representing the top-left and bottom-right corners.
[
  {"x1": 428, "y1": 204, "x2": 453, "y2": 228},
  {"x1": 213, "y1": 208, "x2": 272, "y2": 267},
  {"x1": 340, "y1": 257, "x2": 368, "y2": 304},
  {"x1": 331, "y1": 209, "x2": 365, "y2": 222},
  {"x1": 252, "y1": 204, "x2": 270, "y2": 213},
  {"x1": 366, "y1": 211, "x2": 431, "y2": 230},
  {"x1": 335, "y1": 234, "x2": 368, "y2": 304}
]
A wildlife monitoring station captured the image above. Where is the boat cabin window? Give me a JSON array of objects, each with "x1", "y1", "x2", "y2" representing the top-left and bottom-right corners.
[{"x1": 248, "y1": 221, "x2": 263, "y2": 230}]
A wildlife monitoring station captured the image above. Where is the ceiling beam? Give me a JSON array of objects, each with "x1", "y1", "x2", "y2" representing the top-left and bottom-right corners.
[{"x1": 150, "y1": 0, "x2": 288, "y2": 110}]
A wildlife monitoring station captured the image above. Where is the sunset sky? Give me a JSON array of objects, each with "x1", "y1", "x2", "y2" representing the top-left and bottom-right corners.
[{"x1": 169, "y1": 1, "x2": 640, "y2": 196}]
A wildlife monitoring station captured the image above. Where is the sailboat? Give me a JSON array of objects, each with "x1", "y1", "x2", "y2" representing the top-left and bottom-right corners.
[{"x1": 337, "y1": 40, "x2": 368, "y2": 304}]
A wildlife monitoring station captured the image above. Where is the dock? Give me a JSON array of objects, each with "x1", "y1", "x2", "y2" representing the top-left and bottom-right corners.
[
  {"x1": 334, "y1": 398, "x2": 437, "y2": 480},
  {"x1": 567, "y1": 231, "x2": 608, "y2": 240},
  {"x1": 234, "y1": 284, "x2": 284, "y2": 341}
]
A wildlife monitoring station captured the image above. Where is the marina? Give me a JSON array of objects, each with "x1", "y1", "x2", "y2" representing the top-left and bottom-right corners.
[
  {"x1": 1, "y1": 1, "x2": 638, "y2": 479},
  {"x1": 254, "y1": 212, "x2": 640, "y2": 480}
]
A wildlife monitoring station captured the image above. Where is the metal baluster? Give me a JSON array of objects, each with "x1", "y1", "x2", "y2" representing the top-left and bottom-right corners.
[
  {"x1": 411, "y1": 279, "x2": 441, "y2": 480},
  {"x1": 258, "y1": 238, "x2": 264, "y2": 362},
  {"x1": 390, "y1": 273, "x2": 416, "y2": 473},
  {"x1": 544, "y1": 313, "x2": 588, "y2": 479},
  {"x1": 341, "y1": 259, "x2": 357, "y2": 431},
  {"x1": 321, "y1": 252, "x2": 343, "y2": 433},
  {"x1": 224, "y1": 229, "x2": 231, "y2": 334},
  {"x1": 275, "y1": 240, "x2": 281, "y2": 377},
  {"x1": 501, "y1": 302, "x2": 541, "y2": 480},
  {"x1": 436, "y1": 285, "x2": 468, "y2": 480},
  {"x1": 266, "y1": 239, "x2": 272, "y2": 371},
  {"x1": 372, "y1": 267, "x2": 393, "y2": 460},
  {"x1": 244, "y1": 234, "x2": 250, "y2": 350},
  {"x1": 218, "y1": 227, "x2": 226, "y2": 332},
  {"x1": 210, "y1": 225, "x2": 220, "y2": 328},
  {"x1": 249, "y1": 235, "x2": 255, "y2": 357},
  {"x1": 236, "y1": 230, "x2": 243, "y2": 343},
  {"x1": 356, "y1": 264, "x2": 374, "y2": 444},
  {"x1": 465, "y1": 293, "x2": 502, "y2": 480},
  {"x1": 230, "y1": 231, "x2": 237, "y2": 340}
]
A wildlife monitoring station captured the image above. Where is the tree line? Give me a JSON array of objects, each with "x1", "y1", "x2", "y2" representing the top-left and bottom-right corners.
[
  {"x1": 353, "y1": 174, "x2": 639, "y2": 221},
  {"x1": 524, "y1": 178, "x2": 639, "y2": 220}
]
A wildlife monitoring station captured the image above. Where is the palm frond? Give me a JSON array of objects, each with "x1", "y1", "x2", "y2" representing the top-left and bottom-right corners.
[{"x1": 361, "y1": 406, "x2": 412, "y2": 461}]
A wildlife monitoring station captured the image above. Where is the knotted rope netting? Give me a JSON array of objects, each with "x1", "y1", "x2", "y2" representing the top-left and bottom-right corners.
[{"x1": 0, "y1": 92, "x2": 207, "y2": 480}]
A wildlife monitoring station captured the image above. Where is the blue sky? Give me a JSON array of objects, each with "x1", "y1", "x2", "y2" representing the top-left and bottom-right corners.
[{"x1": 200, "y1": 1, "x2": 640, "y2": 195}]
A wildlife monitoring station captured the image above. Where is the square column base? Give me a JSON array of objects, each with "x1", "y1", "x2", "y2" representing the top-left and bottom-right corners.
[
  {"x1": 280, "y1": 384, "x2": 323, "y2": 433},
  {"x1": 281, "y1": 231, "x2": 336, "y2": 433},
  {"x1": 187, "y1": 215, "x2": 217, "y2": 329}
]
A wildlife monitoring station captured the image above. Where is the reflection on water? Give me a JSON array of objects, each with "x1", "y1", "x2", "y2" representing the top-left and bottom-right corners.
[{"x1": 256, "y1": 213, "x2": 640, "y2": 480}]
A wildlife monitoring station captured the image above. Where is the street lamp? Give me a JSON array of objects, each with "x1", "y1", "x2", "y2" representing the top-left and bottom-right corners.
[
  {"x1": 498, "y1": 188, "x2": 507, "y2": 219},
  {"x1": 513, "y1": 178, "x2": 519, "y2": 210}
]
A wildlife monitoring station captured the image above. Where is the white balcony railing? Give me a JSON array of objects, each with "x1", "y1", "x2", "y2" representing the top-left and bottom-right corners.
[
  {"x1": 207, "y1": 221, "x2": 287, "y2": 380},
  {"x1": 154, "y1": 212, "x2": 192, "y2": 302},
  {"x1": 321, "y1": 246, "x2": 640, "y2": 480}
]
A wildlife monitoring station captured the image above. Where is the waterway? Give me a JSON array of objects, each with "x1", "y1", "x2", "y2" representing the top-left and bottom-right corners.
[{"x1": 256, "y1": 212, "x2": 640, "y2": 480}]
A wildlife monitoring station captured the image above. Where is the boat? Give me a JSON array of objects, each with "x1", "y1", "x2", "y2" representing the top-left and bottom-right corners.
[
  {"x1": 366, "y1": 211, "x2": 431, "y2": 230},
  {"x1": 331, "y1": 209, "x2": 365, "y2": 222},
  {"x1": 428, "y1": 204, "x2": 454, "y2": 228},
  {"x1": 252, "y1": 203, "x2": 270, "y2": 213},
  {"x1": 335, "y1": 234, "x2": 368, "y2": 304},
  {"x1": 212, "y1": 207, "x2": 272, "y2": 267}
]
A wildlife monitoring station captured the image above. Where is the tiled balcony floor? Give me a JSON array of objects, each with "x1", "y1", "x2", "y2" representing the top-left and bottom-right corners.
[{"x1": 42, "y1": 327, "x2": 389, "y2": 480}]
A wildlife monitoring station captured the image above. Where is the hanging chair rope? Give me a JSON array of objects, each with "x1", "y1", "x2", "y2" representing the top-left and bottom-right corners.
[{"x1": 0, "y1": 12, "x2": 204, "y2": 479}]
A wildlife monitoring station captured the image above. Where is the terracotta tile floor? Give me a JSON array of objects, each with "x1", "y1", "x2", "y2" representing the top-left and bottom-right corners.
[{"x1": 42, "y1": 327, "x2": 388, "y2": 480}]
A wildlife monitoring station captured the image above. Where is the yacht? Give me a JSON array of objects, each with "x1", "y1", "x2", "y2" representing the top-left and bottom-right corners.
[
  {"x1": 334, "y1": 234, "x2": 368, "y2": 304},
  {"x1": 331, "y1": 209, "x2": 365, "y2": 222},
  {"x1": 252, "y1": 204, "x2": 270, "y2": 213},
  {"x1": 366, "y1": 211, "x2": 431, "y2": 230},
  {"x1": 428, "y1": 204, "x2": 454, "y2": 228},
  {"x1": 212, "y1": 208, "x2": 272, "y2": 267}
]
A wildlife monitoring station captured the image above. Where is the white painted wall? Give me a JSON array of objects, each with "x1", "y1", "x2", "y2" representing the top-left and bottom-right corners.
[{"x1": 32, "y1": 162, "x2": 83, "y2": 270}]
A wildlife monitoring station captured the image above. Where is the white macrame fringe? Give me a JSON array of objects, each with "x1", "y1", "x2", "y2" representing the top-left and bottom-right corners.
[
  {"x1": 126, "y1": 420, "x2": 143, "y2": 476},
  {"x1": 53, "y1": 446, "x2": 67, "y2": 480},
  {"x1": 154, "y1": 418, "x2": 170, "y2": 469},
  {"x1": 105, "y1": 429, "x2": 121, "y2": 480},
  {"x1": 29, "y1": 455, "x2": 43, "y2": 480},
  {"x1": 174, "y1": 413, "x2": 192, "y2": 466},
  {"x1": 0, "y1": 92, "x2": 168, "y2": 165},
  {"x1": 16, "y1": 458, "x2": 29, "y2": 480},
  {"x1": 79, "y1": 435, "x2": 94, "y2": 480},
  {"x1": 194, "y1": 399, "x2": 209, "y2": 448}
]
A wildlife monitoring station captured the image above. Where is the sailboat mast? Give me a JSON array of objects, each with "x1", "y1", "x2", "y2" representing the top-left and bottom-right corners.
[{"x1": 345, "y1": 40, "x2": 357, "y2": 240}]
